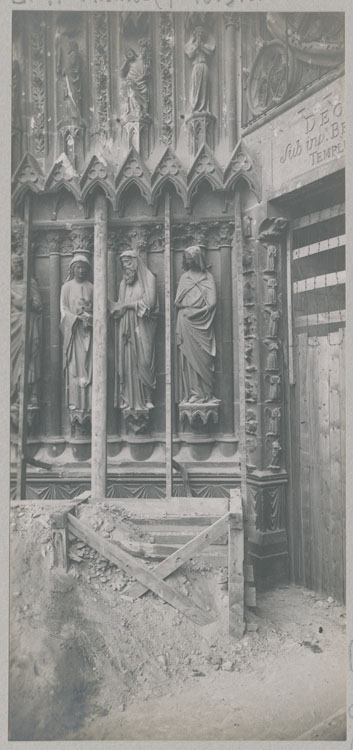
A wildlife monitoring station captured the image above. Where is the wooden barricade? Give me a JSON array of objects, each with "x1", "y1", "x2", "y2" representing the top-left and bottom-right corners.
[{"x1": 48, "y1": 493, "x2": 251, "y2": 637}]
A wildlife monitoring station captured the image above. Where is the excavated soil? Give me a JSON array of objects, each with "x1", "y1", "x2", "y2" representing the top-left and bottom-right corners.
[{"x1": 9, "y1": 501, "x2": 346, "y2": 741}]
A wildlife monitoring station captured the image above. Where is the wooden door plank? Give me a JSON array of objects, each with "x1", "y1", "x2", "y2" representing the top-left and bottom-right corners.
[
  {"x1": 67, "y1": 514, "x2": 214, "y2": 626},
  {"x1": 329, "y1": 340, "x2": 345, "y2": 601},
  {"x1": 124, "y1": 513, "x2": 230, "y2": 600}
]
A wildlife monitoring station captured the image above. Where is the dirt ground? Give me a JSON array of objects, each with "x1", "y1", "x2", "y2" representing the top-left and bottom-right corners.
[{"x1": 9, "y1": 501, "x2": 346, "y2": 741}]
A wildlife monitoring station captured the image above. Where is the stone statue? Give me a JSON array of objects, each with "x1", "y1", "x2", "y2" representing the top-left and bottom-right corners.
[
  {"x1": 11, "y1": 254, "x2": 42, "y2": 429},
  {"x1": 266, "y1": 244, "x2": 277, "y2": 271},
  {"x1": 175, "y1": 245, "x2": 216, "y2": 404},
  {"x1": 266, "y1": 341, "x2": 279, "y2": 370},
  {"x1": 56, "y1": 28, "x2": 82, "y2": 120},
  {"x1": 267, "y1": 309, "x2": 280, "y2": 337},
  {"x1": 121, "y1": 47, "x2": 149, "y2": 119},
  {"x1": 60, "y1": 254, "x2": 93, "y2": 434},
  {"x1": 267, "y1": 374, "x2": 281, "y2": 401},
  {"x1": 184, "y1": 27, "x2": 215, "y2": 114},
  {"x1": 110, "y1": 251, "x2": 158, "y2": 424}
]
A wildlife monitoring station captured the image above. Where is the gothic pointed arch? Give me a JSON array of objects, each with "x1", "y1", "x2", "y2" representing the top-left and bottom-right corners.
[
  {"x1": 115, "y1": 147, "x2": 152, "y2": 216},
  {"x1": 151, "y1": 147, "x2": 188, "y2": 212},
  {"x1": 45, "y1": 153, "x2": 81, "y2": 203},
  {"x1": 80, "y1": 154, "x2": 116, "y2": 208},
  {"x1": 187, "y1": 143, "x2": 223, "y2": 206},
  {"x1": 12, "y1": 153, "x2": 45, "y2": 208},
  {"x1": 224, "y1": 140, "x2": 261, "y2": 201}
]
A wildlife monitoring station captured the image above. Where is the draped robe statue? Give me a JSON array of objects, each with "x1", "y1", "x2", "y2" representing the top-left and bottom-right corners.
[
  {"x1": 184, "y1": 27, "x2": 215, "y2": 114},
  {"x1": 110, "y1": 251, "x2": 158, "y2": 423},
  {"x1": 60, "y1": 255, "x2": 93, "y2": 433},
  {"x1": 11, "y1": 254, "x2": 42, "y2": 428},
  {"x1": 175, "y1": 246, "x2": 216, "y2": 404},
  {"x1": 120, "y1": 48, "x2": 149, "y2": 119}
]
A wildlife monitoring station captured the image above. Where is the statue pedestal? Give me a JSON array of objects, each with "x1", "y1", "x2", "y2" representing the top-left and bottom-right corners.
[
  {"x1": 57, "y1": 119, "x2": 86, "y2": 169},
  {"x1": 69, "y1": 409, "x2": 91, "y2": 438},
  {"x1": 122, "y1": 407, "x2": 152, "y2": 436},
  {"x1": 185, "y1": 111, "x2": 216, "y2": 155},
  {"x1": 120, "y1": 115, "x2": 151, "y2": 157},
  {"x1": 178, "y1": 398, "x2": 221, "y2": 429}
]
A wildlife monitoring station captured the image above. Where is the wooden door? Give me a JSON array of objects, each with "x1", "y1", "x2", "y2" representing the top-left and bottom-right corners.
[{"x1": 287, "y1": 203, "x2": 345, "y2": 602}]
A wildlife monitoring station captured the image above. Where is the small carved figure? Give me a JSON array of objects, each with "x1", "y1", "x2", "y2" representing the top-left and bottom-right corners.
[
  {"x1": 184, "y1": 26, "x2": 215, "y2": 113},
  {"x1": 246, "y1": 410, "x2": 258, "y2": 434},
  {"x1": 266, "y1": 341, "x2": 279, "y2": 370},
  {"x1": 11, "y1": 254, "x2": 42, "y2": 428},
  {"x1": 266, "y1": 277, "x2": 277, "y2": 305},
  {"x1": 267, "y1": 407, "x2": 281, "y2": 435},
  {"x1": 121, "y1": 47, "x2": 149, "y2": 119},
  {"x1": 267, "y1": 309, "x2": 280, "y2": 337},
  {"x1": 245, "y1": 379, "x2": 257, "y2": 402},
  {"x1": 244, "y1": 314, "x2": 256, "y2": 338},
  {"x1": 175, "y1": 245, "x2": 216, "y2": 403},
  {"x1": 268, "y1": 440, "x2": 281, "y2": 469},
  {"x1": 110, "y1": 251, "x2": 158, "y2": 415},
  {"x1": 266, "y1": 244, "x2": 277, "y2": 271},
  {"x1": 243, "y1": 282, "x2": 253, "y2": 305},
  {"x1": 60, "y1": 254, "x2": 93, "y2": 434},
  {"x1": 245, "y1": 341, "x2": 254, "y2": 364},
  {"x1": 267, "y1": 374, "x2": 281, "y2": 401},
  {"x1": 56, "y1": 27, "x2": 82, "y2": 120}
]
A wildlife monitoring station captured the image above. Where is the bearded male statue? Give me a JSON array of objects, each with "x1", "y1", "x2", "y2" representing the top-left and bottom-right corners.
[{"x1": 110, "y1": 251, "x2": 159, "y2": 422}]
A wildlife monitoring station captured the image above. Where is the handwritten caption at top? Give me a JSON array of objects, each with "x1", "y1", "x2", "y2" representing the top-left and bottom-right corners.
[{"x1": 12, "y1": 0, "x2": 263, "y2": 7}]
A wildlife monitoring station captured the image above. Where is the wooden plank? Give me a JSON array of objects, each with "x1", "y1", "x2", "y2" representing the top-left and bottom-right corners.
[
  {"x1": 91, "y1": 194, "x2": 108, "y2": 497},
  {"x1": 298, "y1": 334, "x2": 311, "y2": 588},
  {"x1": 123, "y1": 513, "x2": 230, "y2": 600},
  {"x1": 291, "y1": 203, "x2": 345, "y2": 229},
  {"x1": 292, "y1": 234, "x2": 345, "y2": 260},
  {"x1": 287, "y1": 228, "x2": 295, "y2": 385},
  {"x1": 293, "y1": 271, "x2": 345, "y2": 294},
  {"x1": 67, "y1": 514, "x2": 214, "y2": 626},
  {"x1": 328, "y1": 341, "x2": 345, "y2": 601},
  {"x1": 164, "y1": 191, "x2": 173, "y2": 498},
  {"x1": 16, "y1": 193, "x2": 32, "y2": 499},
  {"x1": 294, "y1": 310, "x2": 345, "y2": 328},
  {"x1": 228, "y1": 489, "x2": 245, "y2": 637}
]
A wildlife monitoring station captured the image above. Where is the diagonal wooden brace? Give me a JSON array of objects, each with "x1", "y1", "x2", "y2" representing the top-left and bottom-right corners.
[
  {"x1": 123, "y1": 512, "x2": 230, "y2": 600},
  {"x1": 67, "y1": 513, "x2": 214, "y2": 627}
]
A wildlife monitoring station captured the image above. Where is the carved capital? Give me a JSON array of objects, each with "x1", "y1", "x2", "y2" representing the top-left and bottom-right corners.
[{"x1": 179, "y1": 399, "x2": 221, "y2": 428}]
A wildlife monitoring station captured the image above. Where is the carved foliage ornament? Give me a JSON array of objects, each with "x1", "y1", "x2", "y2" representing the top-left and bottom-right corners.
[
  {"x1": 94, "y1": 12, "x2": 110, "y2": 140},
  {"x1": 31, "y1": 16, "x2": 46, "y2": 155},
  {"x1": 160, "y1": 14, "x2": 174, "y2": 146}
]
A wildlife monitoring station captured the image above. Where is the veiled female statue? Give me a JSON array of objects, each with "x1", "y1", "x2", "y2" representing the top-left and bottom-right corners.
[
  {"x1": 60, "y1": 254, "x2": 93, "y2": 432},
  {"x1": 175, "y1": 245, "x2": 216, "y2": 404},
  {"x1": 110, "y1": 251, "x2": 159, "y2": 416}
]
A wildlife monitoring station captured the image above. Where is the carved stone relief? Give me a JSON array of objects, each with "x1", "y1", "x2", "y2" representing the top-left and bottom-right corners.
[
  {"x1": 31, "y1": 16, "x2": 46, "y2": 156},
  {"x1": 160, "y1": 14, "x2": 174, "y2": 146},
  {"x1": 93, "y1": 12, "x2": 110, "y2": 143},
  {"x1": 247, "y1": 13, "x2": 344, "y2": 117}
]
